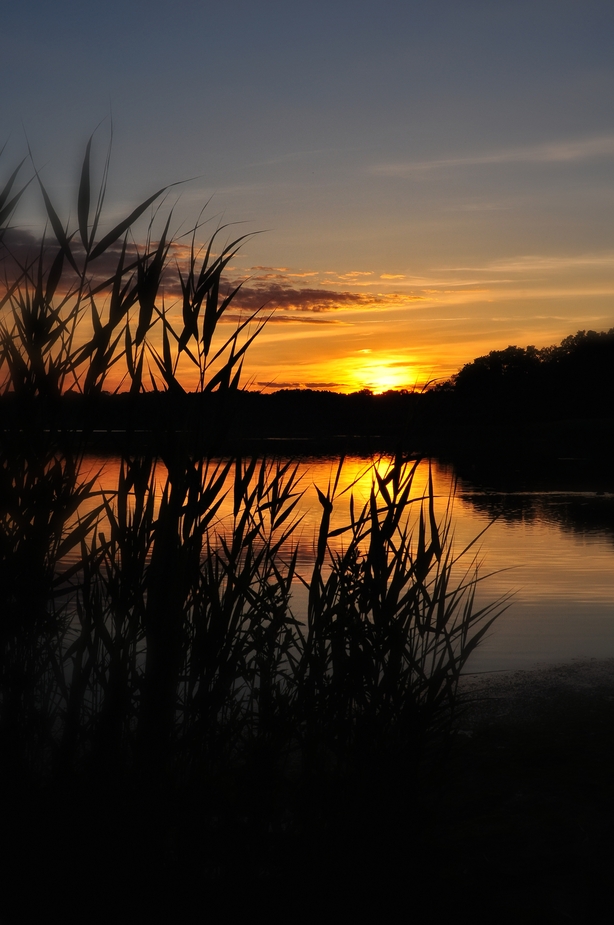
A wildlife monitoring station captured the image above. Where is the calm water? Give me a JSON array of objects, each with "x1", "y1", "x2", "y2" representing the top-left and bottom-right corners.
[{"x1": 80, "y1": 455, "x2": 614, "y2": 674}]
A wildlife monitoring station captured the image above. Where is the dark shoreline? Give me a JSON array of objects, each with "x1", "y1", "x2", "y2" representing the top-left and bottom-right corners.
[
  {"x1": 3, "y1": 658, "x2": 613, "y2": 925},
  {"x1": 3, "y1": 387, "x2": 613, "y2": 492}
]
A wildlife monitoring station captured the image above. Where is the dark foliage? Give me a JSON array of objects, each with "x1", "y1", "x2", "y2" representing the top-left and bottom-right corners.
[{"x1": 451, "y1": 329, "x2": 614, "y2": 421}]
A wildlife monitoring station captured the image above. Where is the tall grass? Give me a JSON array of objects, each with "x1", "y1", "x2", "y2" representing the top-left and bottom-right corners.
[
  {"x1": 0, "y1": 137, "x2": 505, "y2": 802},
  {"x1": 300, "y1": 457, "x2": 499, "y2": 774}
]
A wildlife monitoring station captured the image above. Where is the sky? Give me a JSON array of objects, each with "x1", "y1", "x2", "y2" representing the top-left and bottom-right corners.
[{"x1": 2, "y1": 0, "x2": 614, "y2": 392}]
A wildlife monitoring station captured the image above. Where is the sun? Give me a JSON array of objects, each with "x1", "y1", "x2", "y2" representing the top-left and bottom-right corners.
[
  {"x1": 312, "y1": 353, "x2": 428, "y2": 394},
  {"x1": 346, "y1": 357, "x2": 412, "y2": 393},
  {"x1": 364, "y1": 366, "x2": 407, "y2": 393}
]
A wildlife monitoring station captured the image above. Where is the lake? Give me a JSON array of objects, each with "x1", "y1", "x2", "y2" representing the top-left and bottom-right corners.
[{"x1": 81, "y1": 454, "x2": 614, "y2": 674}]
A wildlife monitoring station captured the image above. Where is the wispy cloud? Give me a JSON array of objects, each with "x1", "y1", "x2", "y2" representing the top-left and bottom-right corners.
[
  {"x1": 335, "y1": 271, "x2": 374, "y2": 280},
  {"x1": 437, "y1": 252, "x2": 614, "y2": 273},
  {"x1": 254, "y1": 314, "x2": 345, "y2": 325},
  {"x1": 254, "y1": 379, "x2": 342, "y2": 390},
  {"x1": 441, "y1": 200, "x2": 512, "y2": 213},
  {"x1": 372, "y1": 136, "x2": 614, "y2": 177}
]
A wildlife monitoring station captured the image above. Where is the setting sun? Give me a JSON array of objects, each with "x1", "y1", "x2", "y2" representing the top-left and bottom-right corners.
[
  {"x1": 352, "y1": 361, "x2": 410, "y2": 393},
  {"x1": 322, "y1": 351, "x2": 434, "y2": 394}
]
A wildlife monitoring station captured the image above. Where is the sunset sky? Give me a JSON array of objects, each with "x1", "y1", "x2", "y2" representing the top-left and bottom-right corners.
[{"x1": 3, "y1": 0, "x2": 614, "y2": 392}]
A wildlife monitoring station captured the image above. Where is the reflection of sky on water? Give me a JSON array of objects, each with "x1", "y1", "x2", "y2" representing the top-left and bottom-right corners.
[
  {"x1": 451, "y1": 477, "x2": 614, "y2": 671},
  {"x1": 81, "y1": 456, "x2": 614, "y2": 673}
]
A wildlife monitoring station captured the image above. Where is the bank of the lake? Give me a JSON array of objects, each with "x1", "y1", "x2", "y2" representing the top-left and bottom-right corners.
[
  {"x1": 3, "y1": 383, "x2": 613, "y2": 493},
  {"x1": 3, "y1": 658, "x2": 613, "y2": 925}
]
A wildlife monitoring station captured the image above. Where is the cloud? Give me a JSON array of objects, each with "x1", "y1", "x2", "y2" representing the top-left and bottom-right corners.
[
  {"x1": 372, "y1": 136, "x2": 614, "y2": 176},
  {"x1": 248, "y1": 266, "x2": 317, "y2": 279},
  {"x1": 438, "y1": 252, "x2": 614, "y2": 273},
  {"x1": 0, "y1": 228, "x2": 60, "y2": 271},
  {"x1": 247, "y1": 314, "x2": 345, "y2": 325},
  {"x1": 0, "y1": 229, "x2": 184, "y2": 294},
  {"x1": 251, "y1": 273, "x2": 292, "y2": 281},
  {"x1": 441, "y1": 201, "x2": 511, "y2": 213},
  {"x1": 254, "y1": 380, "x2": 302, "y2": 389},
  {"x1": 304, "y1": 381, "x2": 342, "y2": 389},
  {"x1": 336, "y1": 271, "x2": 374, "y2": 279},
  {"x1": 0, "y1": 229, "x2": 139, "y2": 290},
  {"x1": 226, "y1": 281, "x2": 420, "y2": 314},
  {"x1": 320, "y1": 271, "x2": 376, "y2": 286},
  {"x1": 0, "y1": 232, "x2": 422, "y2": 320},
  {"x1": 254, "y1": 380, "x2": 341, "y2": 390}
]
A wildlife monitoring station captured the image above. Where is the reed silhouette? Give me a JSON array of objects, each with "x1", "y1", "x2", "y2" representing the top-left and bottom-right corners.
[{"x1": 0, "y1": 136, "x2": 505, "y2": 922}]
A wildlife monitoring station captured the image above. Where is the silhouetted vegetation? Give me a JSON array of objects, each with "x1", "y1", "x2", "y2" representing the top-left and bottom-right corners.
[
  {"x1": 420, "y1": 331, "x2": 614, "y2": 490},
  {"x1": 0, "y1": 139, "x2": 505, "y2": 923},
  {"x1": 451, "y1": 330, "x2": 614, "y2": 421}
]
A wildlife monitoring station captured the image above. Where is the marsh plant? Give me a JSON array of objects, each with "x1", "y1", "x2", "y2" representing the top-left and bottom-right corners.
[{"x1": 0, "y1": 137, "x2": 504, "y2": 802}]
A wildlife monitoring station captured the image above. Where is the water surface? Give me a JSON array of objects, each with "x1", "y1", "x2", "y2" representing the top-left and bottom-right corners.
[{"x1": 81, "y1": 454, "x2": 614, "y2": 673}]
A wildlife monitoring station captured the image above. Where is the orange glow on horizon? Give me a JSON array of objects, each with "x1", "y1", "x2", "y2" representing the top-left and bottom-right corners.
[
  {"x1": 342, "y1": 355, "x2": 420, "y2": 393},
  {"x1": 242, "y1": 349, "x2": 438, "y2": 394},
  {"x1": 3, "y1": 236, "x2": 612, "y2": 397}
]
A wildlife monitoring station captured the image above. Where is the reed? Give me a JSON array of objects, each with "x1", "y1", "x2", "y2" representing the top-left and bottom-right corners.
[
  {"x1": 298, "y1": 455, "x2": 502, "y2": 784},
  {"x1": 0, "y1": 137, "x2": 506, "y2": 803}
]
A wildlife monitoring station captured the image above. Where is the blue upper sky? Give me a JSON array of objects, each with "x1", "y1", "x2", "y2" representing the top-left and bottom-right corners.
[{"x1": 2, "y1": 0, "x2": 614, "y2": 389}]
